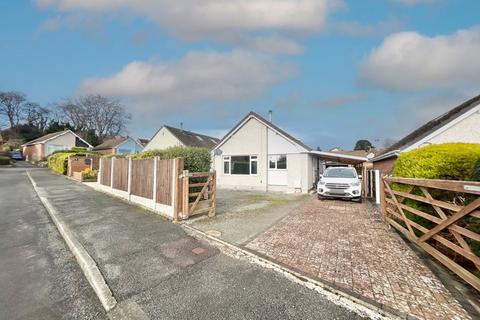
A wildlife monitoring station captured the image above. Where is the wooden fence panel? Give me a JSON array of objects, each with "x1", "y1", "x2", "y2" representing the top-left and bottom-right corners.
[
  {"x1": 112, "y1": 158, "x2": 129, "y2": 192},
  {"x1": 156, "y1": 159, "x2": 173, "y2": 205},
  {"x1": 381, "y1": 176, "x2": 480, "y2": 291},
  {"x1": 131, "y1": 159, "x2": 154, "y2": 199},
  {"x1": 100, "y1": 159, "x2": 111, "y2": 186},
  {"x1": 181, "y1": 171, "x2": 216, "y2": 219}
]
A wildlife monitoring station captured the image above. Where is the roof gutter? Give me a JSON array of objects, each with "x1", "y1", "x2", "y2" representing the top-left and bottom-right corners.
[
  {"x1": 309, "y1": 150, "x2": 368, "y2": 162},
  {"x1": 371, "y1": 150, "x2": 400, "y2": 162}
]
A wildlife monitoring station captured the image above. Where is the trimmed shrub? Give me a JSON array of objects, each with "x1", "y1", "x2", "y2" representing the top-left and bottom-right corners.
[
  {"x1": 393, "y1": 143, "x2": 480, "y2": 180},
  {"x1": 469, "y1": 158, "x2": 480, "y2": 181},
  {"x1": 129, "y1": 146, "x2": 211, "y2": 172},
  {"x1": 392, "y1": 143, "x2": 480, "y2": 269},
  {"x1": 0, "y1": 156, "x2": 10, "y2": 165},
  {"x1": 48, "y1": 153, "x2": 72, "y2": 174}
]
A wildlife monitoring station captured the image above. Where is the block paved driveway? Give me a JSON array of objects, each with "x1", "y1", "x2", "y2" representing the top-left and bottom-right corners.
[{"x1": 246, "y1": 198, "x2": 471, "y2": 320}]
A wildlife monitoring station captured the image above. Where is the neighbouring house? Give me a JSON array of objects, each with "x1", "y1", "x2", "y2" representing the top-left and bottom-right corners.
[
  {"x1": 212, "y1": 111, "x2": 368, "y2": 194},
  {"x1": 92, "y1": 136, "x2": 144, "y2": 155},
  {"x1": 22, "y1": 130, "x2": 92, "y2": 162},
  {"x1": 137, "y1": 138, "x2": 150, "y2": 147},
  {"x1": 143, "y1": 125, "x2": 220, "y2": 151},
  {"x1": 372, "y1": 94, "x2": 480, "y2": 174}
]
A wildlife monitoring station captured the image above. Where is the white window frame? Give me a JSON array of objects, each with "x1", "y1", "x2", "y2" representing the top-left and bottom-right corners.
[
  {"x1": 223, "y1": 156, "x2": 231, "y2": 175},
  {"x1": 268, "y1": 154, "x2": 287, "y2": 170},
  {"x1": 223, "y1": 155, "x2": 258, "y2": 176}
]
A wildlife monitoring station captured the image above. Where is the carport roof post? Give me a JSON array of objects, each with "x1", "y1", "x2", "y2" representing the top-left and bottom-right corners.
[{"x1": 309, "y1": 151, "x2": 368, "y2": 166}]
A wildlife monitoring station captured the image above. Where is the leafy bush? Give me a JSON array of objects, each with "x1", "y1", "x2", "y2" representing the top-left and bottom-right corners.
[
  {"x1": 0, "y1": 156, "x2": 10, "y2": 165},
  {"x1": 393, "y1": 143, "x2": 480, "y2": 180},
  {"x1": 48, "y1": 153, "x2": 72, "y2": 174},
  {"x1": 81, "y1": 168, "x2": 98, "y2": 180},
  {"x1": 129, "y1": 146, "x2": 211, "y2": 172},
  {"x1": 469, "y1": 158, "x2": 480, "y2": 181},
  {"x1": 71, "y1": 147, "x2": 88, "y2": 153},
  {"x1": 48, "y1": 151, "x2": 90, "y2": 174},
  {"x1": 392, "y1": 143, "x2": 480, "y2": 269}
]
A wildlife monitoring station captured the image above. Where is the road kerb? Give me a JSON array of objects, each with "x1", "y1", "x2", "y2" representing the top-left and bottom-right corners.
[
  {"x1": 27, "y1": 172, "x2": 117, "y2": 312},
  {"x1": 182, "y1": 224, "x2": 401, "y2": 320}
]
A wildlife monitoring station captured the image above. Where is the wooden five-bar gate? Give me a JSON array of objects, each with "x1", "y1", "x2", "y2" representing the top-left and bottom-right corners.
[
  {"x1": 381, "y1": 176, "x2": 480, "y2": 291},
  {"x1": 98, "y1": 157, "x2": 216, "y2": 220}
]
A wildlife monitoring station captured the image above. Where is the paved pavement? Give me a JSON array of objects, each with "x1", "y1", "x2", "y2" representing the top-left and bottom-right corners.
[
  {"x1": 246, "y1": 198, "x2": 472, "y2": 320},
  {"x1": 0, "y1": 170, "x2": 106, "y2": 320},
  {"x1": 22, "y1": 169, "x2": 365, "y2": 320},
  {"x1": 187, "y1": 190, "x2": 308, "y2": 245}
]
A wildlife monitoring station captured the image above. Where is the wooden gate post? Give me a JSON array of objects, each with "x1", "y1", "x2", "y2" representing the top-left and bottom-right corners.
[
  {"x1": 182, "y1": 170, "x2": 189, "y2": 219},
  {"x1": 208, "y1": 171, "x2": 217, "y2": 217},
  {"x1": 380, "y1": 175, "x2": 386, "y2": 220},
  {"x1": 172, "y1": 158, "x2": 184, "y2": 221}
]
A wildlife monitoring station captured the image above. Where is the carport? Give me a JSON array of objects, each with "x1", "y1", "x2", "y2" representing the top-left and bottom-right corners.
[{"x1": 309, "y1": 150, "x2": 369, "y2": 197}]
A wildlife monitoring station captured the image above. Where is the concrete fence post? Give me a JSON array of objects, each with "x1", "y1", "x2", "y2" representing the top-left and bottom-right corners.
[
  {"x1": 98, "y1": 158, "x2": 103, "y2": 184},
  {"x1": 127, "y1": 158, "x2": 132, "y2": 199},
  {"x1": 110, "y1": 157, "x2": 115, "y2": 189}
]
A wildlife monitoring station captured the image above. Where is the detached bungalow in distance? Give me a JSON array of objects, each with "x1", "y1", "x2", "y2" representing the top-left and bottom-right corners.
[
  {"x1": 22, "y1": 129, "x2": 92, "y2": 162},
  {"x1": 143, "y1": 125, "x2": 220, "y2": 151},
  {"x1": 92, "y1": 136, "x2": 144, "y2": 155},
  {"x1": 212, "y1": 111, "x2": 368, "y2": 194},
  {"x1": 372, "y1": 93, "x2": 480, "y2": 174}
]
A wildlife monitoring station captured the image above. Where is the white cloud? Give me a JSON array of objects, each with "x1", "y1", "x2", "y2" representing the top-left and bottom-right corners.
[
  {"x1": 37, "y1": 0, "x2": 340, "y2": 39},
  {"x1": 78, "y1": 50, "x2": 294, "y2": 115},
  {"x1": 359, "y1": 26, "x2": 480, "y2": 91}
]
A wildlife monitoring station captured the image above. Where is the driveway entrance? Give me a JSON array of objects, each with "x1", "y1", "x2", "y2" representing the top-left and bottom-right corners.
[{"x1": 246, "y1": 198, "x2": 472, "y2": 320}]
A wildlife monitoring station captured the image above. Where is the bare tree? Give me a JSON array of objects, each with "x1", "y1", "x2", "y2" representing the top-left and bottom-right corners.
[
  {"x1": 60, "y1": 94, "x2": 131, "y2": 140},
  {"x1": 25, "y1": 103, "x2": 51, "y2": 132},
  {"x1": 0, "y1": 91, "x2": 27, "y2": 128}
]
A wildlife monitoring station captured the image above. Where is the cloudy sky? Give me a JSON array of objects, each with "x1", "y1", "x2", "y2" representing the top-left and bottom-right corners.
[{"x1": 1, "y1": 0, "x2": 479, "y2": 149}]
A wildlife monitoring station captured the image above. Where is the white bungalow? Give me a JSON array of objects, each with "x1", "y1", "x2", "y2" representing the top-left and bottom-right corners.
[{"x1": 212, "y1": 112, "x2": 367, "y2": 193}]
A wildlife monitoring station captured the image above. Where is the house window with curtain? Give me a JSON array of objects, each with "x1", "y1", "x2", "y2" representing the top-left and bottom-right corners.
[{"x1": 223, "y1": 155, "x2": 258, "y2": 175}]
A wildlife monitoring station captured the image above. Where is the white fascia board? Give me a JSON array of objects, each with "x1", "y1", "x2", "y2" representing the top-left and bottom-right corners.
[
  {"x1": 214, "y1": 114, "x2": 309, "y2": 153},
  {"x1": 403, "y1": 104, "x2": 480, "y2": 152},
  {"x1": 309, "y1": 150, "x2": 368, "y2": 161}
]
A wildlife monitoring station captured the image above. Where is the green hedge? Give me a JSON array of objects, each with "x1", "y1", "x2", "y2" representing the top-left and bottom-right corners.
[
  {"x1": 48, "y1": 153, "x2": 73, "y2": 174},
  {"x1": 392, "y1": 143, "x2": 480, "y2": 270},
  {"x1": 0, "y1": 156, "x2": 10, "y2": 165},
  {"x1": 128, "y1": 146, "x2": 211, "y2": 172},
  {"x1": 48, "y1": 151, "x2": 91, "y2": 174},
  {"x1": 392, "y1": 143, "x2": 480, "y2": 180}
]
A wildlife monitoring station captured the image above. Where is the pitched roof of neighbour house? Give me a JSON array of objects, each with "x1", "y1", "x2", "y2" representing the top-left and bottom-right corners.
[
  {"x1": 21, "y1": 130, "x2": 93, "y2": 148},
  {"x1": 137, "y1": 138, "x2": 150, "y2": 147},
  {"x1": 93, "y1": 136, "x2": 131, "y2": 150},
  {"x1": 213, "y1": 111, "x2": 312, "y2": 152},
  {"x1": 162, "y1": 125, "x2": 220, "y2": 149},
  {"x1": 373, "y1": 94, "x2": 480, "y2": 162}
]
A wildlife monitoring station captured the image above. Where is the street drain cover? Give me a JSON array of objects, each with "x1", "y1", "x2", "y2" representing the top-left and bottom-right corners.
[{"x1": 206, "y1": 230, "x2": 222, "y2": 237}]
